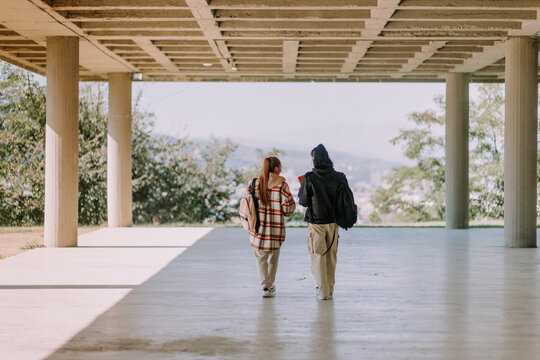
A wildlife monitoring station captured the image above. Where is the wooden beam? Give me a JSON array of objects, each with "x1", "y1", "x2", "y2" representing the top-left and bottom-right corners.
[
  {"x1": 339, "y1": 0, "x2": 400, "y2": 78},
  {"x1": 20, "y1": 0, "x2": 137, "y2": 73},
  {"x1": 77, "y1": 21, "x2": 200, "y2": 30},
  {"x1": 391, "y1": 9, "x2": 537, "y2": 20},
  {"x1": 453, "y1": 42, "x2": 505, "y2": 73},
  {"x1": 89, "y1": 34, "x2": 511, "y2": 41},
  {"x1": 53, "y1": 0, "x2": 378, "y2": 10},
  {"x1": 340, "y1": 40, "x2": 372, "y2": 75},
  {"x1": 451, "y1": 9, "x2": 540, "y2": 74},
  {"x1": 51, "y1": 0, "x2": 187, "y2": 8},
  {"x1": 217, "y1": 20, "x2": 366, "y2": 30},
  {"x1": 399, "y1": 41, "x2": 446, "y2": 73},
  {"x1": 0, "y1": 50, "x2": 45, "y2": 75},
  {"x1": 399, "y1": 0, "x2": 540, "y2": 9},
  {"x1": 208, "y1": 0, "x2": 377, "y2": 8},
  {"x1": 282, "y1": 40, "x2": 299, "y2": 77},
  {"x1": 2, "y1": 0, "x2": 540, "y2": 82},
  {"x1": 385, "y1": 21, "x2": 522, "y2": 30},
  {"x1": 213, "y1": 10, "x2": 371, "y2": 20},
  {"x1": 185, "y1": 0, "x2": 235, "y2": 72},
  {"x1": 133, "y1": 39, "x2": 178, "y2": 72}
]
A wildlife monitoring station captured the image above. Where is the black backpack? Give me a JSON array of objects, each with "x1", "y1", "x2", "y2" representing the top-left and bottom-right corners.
[{"x1": 335, "y1": 178, "x2": 357, "y2": 230}]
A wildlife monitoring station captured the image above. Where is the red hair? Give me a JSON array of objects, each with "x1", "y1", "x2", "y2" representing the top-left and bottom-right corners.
[{"x1": 258, "y1": 157, "x2": 281, "y2": 207}]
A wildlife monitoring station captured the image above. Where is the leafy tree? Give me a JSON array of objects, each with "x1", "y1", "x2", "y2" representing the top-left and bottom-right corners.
[
  {"x1": 0, "y1": 65, "x2": 114, "y2": 226},
  {"x1": 0, "y1": 62, "x2": 244, "y2": 226},
  {"x1": 0, "y1": 63, "x2": 46, "y2": 225},
  {"x1": 370, "y1": 84, "x2": 530, "y2": 223},
  {"x1": 242, "y1": 147, "x2": 285, "y2": 182},
  {"x1": 132, "y1": 131, "x2": 243, "y2": 224},
  {"x1": 468, "y1": 84, "x2": 504, "y2": 219},
  {"x1": 129, "y1": 91, "x2": 245, "y2": 224},
  {"x1": 78, "y1": 83, "x2": 108, "y2": 225},
  {"x1": 370, "y1": 96, "x2": 445, "y2": 223}
]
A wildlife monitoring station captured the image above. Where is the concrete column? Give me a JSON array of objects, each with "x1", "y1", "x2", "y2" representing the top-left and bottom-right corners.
[
  {"x1": 44, "y1": 37, "x2": 79, "y2": 247},
  {"x1": 107, "y1": 73, "x2": 132, "y2": 227},
  {"x1": 504, "y1": 36, "x2": 538, "y2": 248},
  {"x1": 445, "y1": 73, "x2": 469, "y2": 229}
]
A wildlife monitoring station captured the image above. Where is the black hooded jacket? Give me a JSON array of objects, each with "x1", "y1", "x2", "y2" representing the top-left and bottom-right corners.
[{"x1": 298, "y1": 167, "x2": 348, "y2": 224}]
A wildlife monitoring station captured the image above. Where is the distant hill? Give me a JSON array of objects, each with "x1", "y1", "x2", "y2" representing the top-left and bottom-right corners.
[
  {"x1": 154, "y1": 134, "x2": 402, "y2": 185},
  {"x1": 227, "y1": 140, "x2": 401, "y2": 185}
]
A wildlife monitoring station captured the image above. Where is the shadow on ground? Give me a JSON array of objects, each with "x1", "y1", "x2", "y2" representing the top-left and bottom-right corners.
[{"x1": 45, "y1": 228, "x2": 540, "y2": 360}]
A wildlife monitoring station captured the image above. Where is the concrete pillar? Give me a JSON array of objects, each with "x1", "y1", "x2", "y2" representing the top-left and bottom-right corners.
[
  {"x1": 504, "y1": 36, "x2": 538, "y2": 248},
  {"x1": 107, "y1": 73, "x2": 132, "y2": 227},
  {"x1": 44, "y1": 37, "x2": 79, "y2": 247},
  {"x1": 445, "y1": 73, "x2": 469, "y2": 229}
]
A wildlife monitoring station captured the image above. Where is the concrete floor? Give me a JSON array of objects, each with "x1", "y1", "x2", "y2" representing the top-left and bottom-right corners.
[{"x1": 1, "y1": 227, "x2": 540, "y2": 360}]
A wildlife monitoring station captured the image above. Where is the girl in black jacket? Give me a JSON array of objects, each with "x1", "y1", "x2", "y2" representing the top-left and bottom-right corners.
[{"x1": 298, "y1": 144, "x2": 349, "y2": 300}]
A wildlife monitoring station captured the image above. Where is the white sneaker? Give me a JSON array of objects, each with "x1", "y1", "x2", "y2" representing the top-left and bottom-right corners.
[
  {"x1": 315, "y1": 287, "x2": 332, "y2": 300},
  {"x1": 269, "y1": 284, "x2": 276, "y2": 293},
  {"x1": 263, "y1": 288, "x2": 274, "y2": 298}
]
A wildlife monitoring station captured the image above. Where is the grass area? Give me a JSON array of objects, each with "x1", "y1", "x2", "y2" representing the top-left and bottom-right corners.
[
  {"x1": 20, "y1": 241, "x2": 45, "y2": 250},
  {"x1": 469, "y1": 225, "x2": 504, "y2": 228},
  {"x1": 0, "y1": 225, "x2": 103, "y2": 234},
  {"x1": 0, "y1": 226, "x2": 42, "y2": 234},
  {"x1": 0, "y1": 222, "x2": 522, "y2": 233},
  {"x1": 131, "y1": 221, "x2": 510, "y2": 229},
  {"x1": 132, "y1": 222, "x2": 238, "y2": 228}
]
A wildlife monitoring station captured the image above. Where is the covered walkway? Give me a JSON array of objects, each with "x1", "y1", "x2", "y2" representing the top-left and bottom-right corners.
[
  {"x1": 1, "y1": 0, "x2": 539, "y2": 248},
  {"x1": 2, "y1": 227, "x2": 540, "y2": 359}
]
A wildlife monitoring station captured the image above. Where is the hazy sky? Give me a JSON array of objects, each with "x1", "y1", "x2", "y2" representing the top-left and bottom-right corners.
[
  {"x1": 133, "y1": 81, "x2": 476, "y2": 163},
  {"x1": 32, "y1": 66, "x2": 482, "y2": 163}
]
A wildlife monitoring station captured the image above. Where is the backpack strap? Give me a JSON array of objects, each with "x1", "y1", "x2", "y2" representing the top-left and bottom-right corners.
[
  {"x1": 250, "y1": 178, "x2": 261, "y2": 234},
  {"x1": 322, "y1": 229, "x2": 336, "y2": 256},
  {"x1": 250, "y1": 178, "x2": 257, "y2": 196}
]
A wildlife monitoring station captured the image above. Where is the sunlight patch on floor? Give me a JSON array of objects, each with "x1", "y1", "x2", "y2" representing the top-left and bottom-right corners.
[{"x1": 0, "y1": 227, "x2": 212, "y2": 360}]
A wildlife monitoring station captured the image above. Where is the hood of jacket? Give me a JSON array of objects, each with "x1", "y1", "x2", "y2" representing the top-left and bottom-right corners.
[
  {"x1": 268, "y1": 173, "x2": 285, "y2": 189},
  {"x1": 312, "y1": 167, "x2": 336, "y2": 182}
]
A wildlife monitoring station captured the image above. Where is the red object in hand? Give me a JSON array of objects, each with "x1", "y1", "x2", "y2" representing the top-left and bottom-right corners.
[{"x1": 298, "y1": 175, "x2": 304, "y2": 184}]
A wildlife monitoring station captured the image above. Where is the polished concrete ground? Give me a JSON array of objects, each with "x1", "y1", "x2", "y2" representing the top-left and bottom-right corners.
[{"x1": 1, "y1": 227, "x2": 540, "y2": 360}]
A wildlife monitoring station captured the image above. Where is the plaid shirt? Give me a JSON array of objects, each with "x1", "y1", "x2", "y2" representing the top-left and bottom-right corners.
[{"x1": 246, "y1": 178, "x2": 296, "y2": 250}]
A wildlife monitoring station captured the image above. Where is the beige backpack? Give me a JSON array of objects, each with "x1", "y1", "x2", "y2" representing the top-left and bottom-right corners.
[{"x1": 239, "y1": 178, "x2": 260, "y2": 233}]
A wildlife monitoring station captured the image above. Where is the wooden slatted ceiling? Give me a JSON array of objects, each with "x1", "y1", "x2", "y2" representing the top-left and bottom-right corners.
[{"x1": 0, "y1": 0, "x2": 538, "y2": 82}]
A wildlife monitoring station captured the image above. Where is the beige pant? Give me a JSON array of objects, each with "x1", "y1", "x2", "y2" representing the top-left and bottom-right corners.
[
  {"x1": 253, "y1": 248, "x2": 280, "y2": 289},
  {"x1": 307, "y1": 223, "x2": 339, "y2": 298}
]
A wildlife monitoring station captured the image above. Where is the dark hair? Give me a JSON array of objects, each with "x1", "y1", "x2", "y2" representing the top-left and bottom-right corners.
[
  {"x1": 258, "y1": 157, "x2": 281, "y2": 207},
  {"x1": 311, "y1": 144, "x2": 333, "y2": 169}
]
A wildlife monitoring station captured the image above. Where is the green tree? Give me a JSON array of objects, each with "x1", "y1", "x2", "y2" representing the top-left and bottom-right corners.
[
  {"x1": 0, "y1": 65, "x2": 115, "y2": 226},
  {"x1": 370, "y1": 84, "x2": 517, "y2": 223},
  {"x1": 468, "y1": 84, "x2": 504, "y2": 219},
  {"x1": 370, "y1": 96, "x2": 445, "y2": 223},
  {"x1": 132, "y1": 132, "x2": 243, "y2": 224},
  {"x1": 129, "y1": 91, "x2": 245, "y2": 224},
  {"x1": 0, "y1": 63, "x2": 46, "y2": 225},
  {"x1": 242, "y1": 147, "x2": 285, "y2": 182},
  {"x1": 0, "y1": 62, "x2": 244, "y2": 226},
  {"x1": 77, "y1": 83, "x2": 108, "y2": 225}
]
